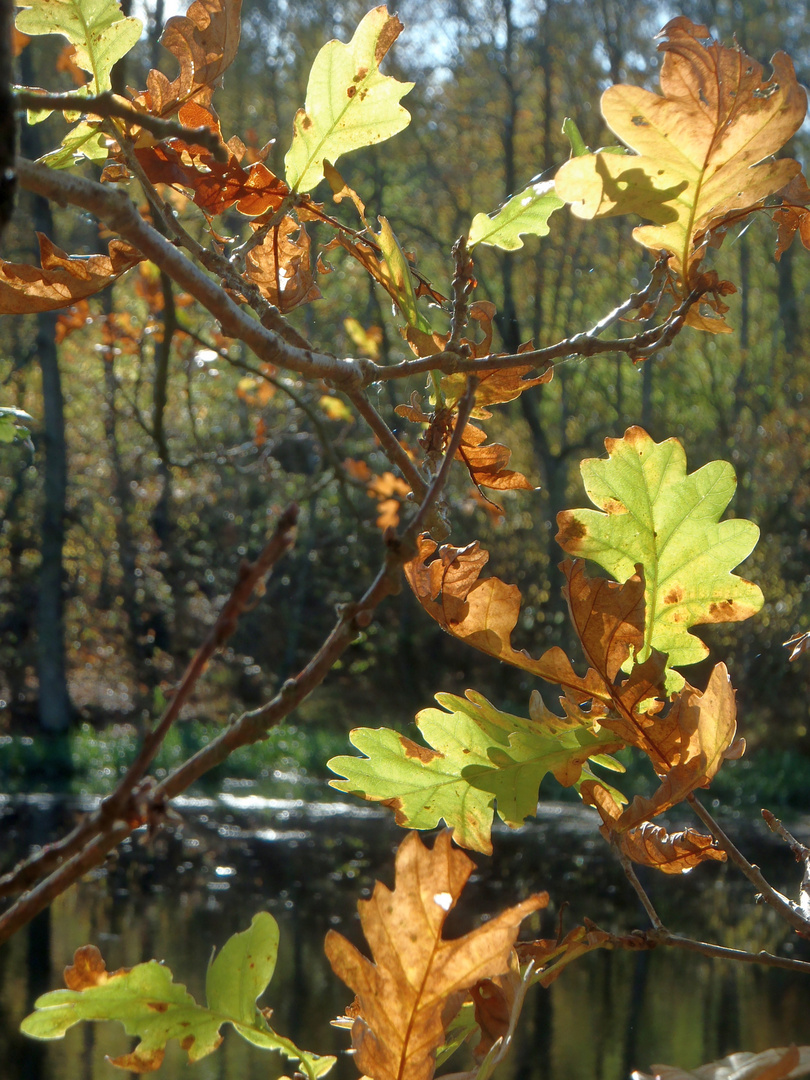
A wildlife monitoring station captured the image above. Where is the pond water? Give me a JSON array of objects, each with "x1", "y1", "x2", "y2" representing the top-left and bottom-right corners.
[{"x1": 1, "y1": 794, "x2": 809, "y2": 1080}]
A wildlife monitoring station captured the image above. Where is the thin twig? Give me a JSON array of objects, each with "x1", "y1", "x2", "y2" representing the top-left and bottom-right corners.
[
  {"x1": 16, "y1": 157, "x2": 366, "y2": 389},
  {"x1": 649, "y1": 929, "x2": 810, "y2": 975},
  {"x1": 368, "y1": 286, "x2": 707, "y2": 383},
  {"x1": 346, "y1": 389, "x2": 428, "y2": 500},
  {"x1": 14, "y1": 90, "x2": 229, "y2": 160},
  {"x1": 0, "y1": 391, "x2": 473, "y2": 940},
  {"x1": 762, "y1": 809, "x2": 810, "y2": 861},
  {"x1": 615, "y1": 840, "x2": 665, "y2": 930},
  {"x1": 569, "y1": 252, "x2": 671, "y2": 341},
  {"x1": 762, "y1": 808, "x2": 810, "y2": 918},
  {"x1": 408, "y1": 376, "x2": 477, "y2": 537},
  {"x1": 0, "y1": 507, "x2": 298, "y2": 905},
  {"x1": 687, "y1": 793, "x2": 810, "y2": 939},
  {"x1": 447, "y1": 234, "x2": 475, "y2": 351}
]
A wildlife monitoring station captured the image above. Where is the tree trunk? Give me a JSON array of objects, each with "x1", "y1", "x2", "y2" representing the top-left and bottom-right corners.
[
  {"x1": 34, "y1": 308, "x2": 73, "y2": 731},
  {"x1": 19, "y1": 49, "x2": 74, "y2": 731}
]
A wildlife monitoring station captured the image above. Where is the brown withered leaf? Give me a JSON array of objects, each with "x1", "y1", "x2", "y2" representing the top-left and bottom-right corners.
[
  {"x1": 457, "y1": 422, "x2": 535, "y2": 493},
  {"x1": 619, "y1": 822, "x2": 726, "y2": 875},
  {"x1": 325, "y1": 830, "x2": 546, "y2": 1080},
  {"x1": 133, "y1": 102, "x2": 289, "y2": 218},
  {"x1": 245, "y1": 218, "x2": 320, "y2": 313},
  {"x1": 443, "y1": 361, "x2": 553, "y2": 418},
  {"x1": 64, "y1": 945, "x2": 124, "y2": 989},
  {"x1": 563, "y1": 560, "x2": 645, "y2": 684},
  {"x1": 470, "y1": 968, "x2": 514, "y2": 1060},
  {"x1": 144, "y1": 0, "x2": 242, "y2": 116},
  {"x1": 588, "y1": 663, "x2": 738, "y2": 833},
  {"x1": 0, "y1": 235, "x2": 141, "y2": 314},
  {"x1": 405, "y1": 537, "x2": 613, "y2": 704},
  {"x1": 774, "y1": 173, "x2": 810, "y2": 260}
]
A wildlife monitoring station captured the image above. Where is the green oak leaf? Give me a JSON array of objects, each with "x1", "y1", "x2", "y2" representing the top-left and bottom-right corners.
[
  {"x1": 39, "y1": 121, "x2": 109, "y2": 169},
  {"x1": 468, "y1": 180, "x2": 563, "y2": 251},
  {"x1": 21, "y1": 913, "x2": 335, "y2": 1079},
  {"x1": 556, "y1": 426, "x2": 763, "y2": 691},
  {"x1": 284, "y1": 6, "x2": 413, "y2": 193},
  {"x1": 15, "y1": 0, "x2": 142, "y2": 94},
  {"x1": 328, "y1": 690, "x2": 624, "y2": 854}
]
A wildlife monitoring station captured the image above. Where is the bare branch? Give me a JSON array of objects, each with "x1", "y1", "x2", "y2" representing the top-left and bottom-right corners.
[
  {"x1": 447, "y1": 234, "x2": 475, "y2": 352},
  {"x1": 0, "y1": 507, "x2": 298, "y2": 907},
  {"x1": 15, "y1": 157, "x2": 369, "y2": 390},
  {"x1": 762, "y1": 809, "x2": 810, "y2": 918},
  {"x1": 347, "y1": 389, "x2": 428, "y2": 500},
  {"x1": 14, "y1": 90, "x2": 229, "y2": 160},
  {"x1": 648, "y1": 929, "x2": 810, "y2": 975},
  {"x1": 369, "y1": 286, "x2": 707, "y2": 383},
  {"x1": 614, "y1": 839, "x2": 665, "y2": 930},
  {"x1": 0, "y1": 386, "x2": 475, "y2": 941},
  {"x1": 688, "y1": 793, "x2": 810, "y2": 939}
]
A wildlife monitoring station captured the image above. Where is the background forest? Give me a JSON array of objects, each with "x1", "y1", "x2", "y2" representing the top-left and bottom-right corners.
[{"x1": 1, "y1": 0, "x2": 808, "y2": 765}]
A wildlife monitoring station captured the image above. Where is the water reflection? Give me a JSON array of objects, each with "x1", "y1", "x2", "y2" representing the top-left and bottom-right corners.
[{"x1": 1, "y1": 798, "x2": 808, "y2": 1080}]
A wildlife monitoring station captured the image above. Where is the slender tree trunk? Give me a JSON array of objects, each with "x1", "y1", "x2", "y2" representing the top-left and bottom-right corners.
[
  {"x1": 776, "y1": 242, "x2": 800, "y2": 357},
  {"x1": 34, "y1": 308, "x2": 73, "y2": 731},
  {"x1": 19, "y1": 51, "x2": 74, "y2": 731}
]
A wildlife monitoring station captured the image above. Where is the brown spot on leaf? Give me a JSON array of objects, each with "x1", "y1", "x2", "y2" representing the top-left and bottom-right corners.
[
  {"x1": 181, "y1": 1036, "x2": 196, "y2": 1051},
  {"x1": 302, "y1": 115, "x2": 312, "y2": 130},
  {"x1": 109, "y1": 1048, "x2": 166, "y2": 1071},
  {"x1": 147, "y1": 1001, "x2": 169, "y2": 1012},
  {"x1": 380, "y1": 796, "x2": 408, "y2": 826},
  {"x1": 556, "y1": 513, "x2": 587, "y2": 550},
  {"x1": 709, "y1": 599, "x2": 735, "y2": 618},
  {"x1": 374, "y1": 15, "x2": 404, "y2": 65},
  {"x1": 663, "y1": 586, "x2": 683, "y2": 605},
  {"x1": 354, "y1": 66, "x2": 368, "y2": 82},
  {"x1": 347, "y1": 85, "x2": 357, "y2": 98},
  {"x1": 400, "y1": 735, "x2": 443, "y2": 763},
  {"x1": 602, "y1": 497, "x2": 628, "y2": 515}
]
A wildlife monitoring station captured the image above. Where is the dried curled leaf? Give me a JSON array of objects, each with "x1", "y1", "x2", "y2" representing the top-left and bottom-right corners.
[
  {"x1": 517, "y1": 924, "x2": 614, "y2": 986},
  {"x1": 145, "y1": 0, "x2": 242, "y2": 115},
  {"x1": 132, "y1": 102, "x2": 289, "y2": 218},
  {"x1": 618, "y1": 822, "x2": 726, "y2": 874},
  {"x1": 0, "y1": 235, "x2": 141, "y2": 314},
  {"x1": 585, "y1": 662, "x2": 739, "y2": 834},
  {"x1": 325, "y1": 830, "x2": 546, "y2": 1080},
  {"x1": 245, "y1": 218, "x2": 321, "y2": 313}
]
